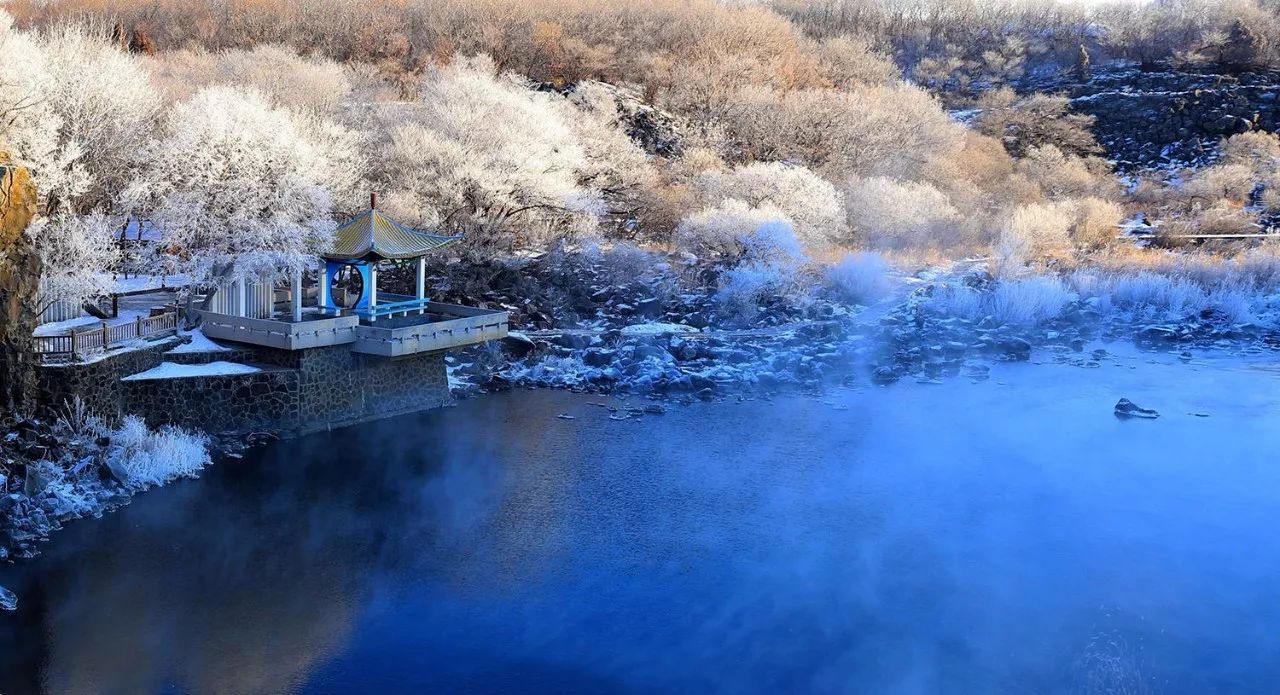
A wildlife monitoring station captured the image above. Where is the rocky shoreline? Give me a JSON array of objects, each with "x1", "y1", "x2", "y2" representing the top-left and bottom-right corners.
[{"x1": 433, "y1": 253, "x2": 1280, "y2": 401}]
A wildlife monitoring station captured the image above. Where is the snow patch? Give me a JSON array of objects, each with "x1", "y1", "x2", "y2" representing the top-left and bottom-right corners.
[
  {"x1": 166, "y1": 329, "x2": 232, "y2": 354},
  {"x1": 122, "y1": 361, "x2": 260, "y2": 380},
  {"x1": 35, "y1": 309, "x2": 149, "y2": 336},
  {"x1": 619, "y1": 322, "x2": 699, "y2": 336}
]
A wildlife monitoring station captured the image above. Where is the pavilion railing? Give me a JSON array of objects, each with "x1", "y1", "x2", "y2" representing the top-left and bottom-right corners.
[
  {"x1": 355, "y1": 295, "x2": 432, "y2": 321},
  {"x1": 34, "y1": 310, "x2": 179, "y2": 359}
]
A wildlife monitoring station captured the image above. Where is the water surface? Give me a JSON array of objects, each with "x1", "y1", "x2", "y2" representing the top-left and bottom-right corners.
[{"x1": 3, "y1": 346, "x2": 1280, "y2": 694}]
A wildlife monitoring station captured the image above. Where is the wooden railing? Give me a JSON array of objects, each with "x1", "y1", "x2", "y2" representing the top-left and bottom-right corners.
[{"x1": 34, "y1": 311, "x2": 179, "y2": 359}]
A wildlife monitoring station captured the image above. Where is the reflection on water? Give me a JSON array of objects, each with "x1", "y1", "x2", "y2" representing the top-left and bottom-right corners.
[{"x1": 4, "y1": 348, "x2": 1280, "y2": 693}]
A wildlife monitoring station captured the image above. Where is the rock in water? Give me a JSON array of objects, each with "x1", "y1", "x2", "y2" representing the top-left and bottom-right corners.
[
  {"x1": 1114, "y1": 398, "x2": 1160, "y2": 420},
  {"x1": 0, "y1": 585, "x2": 16, "y2": 611}
]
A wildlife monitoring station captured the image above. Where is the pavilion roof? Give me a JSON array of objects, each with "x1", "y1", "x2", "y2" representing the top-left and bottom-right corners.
[{"x1": 325, "y1": 209, "x2": 459, "y2": 261}]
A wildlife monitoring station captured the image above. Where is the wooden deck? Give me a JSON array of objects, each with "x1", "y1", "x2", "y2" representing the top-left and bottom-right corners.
[
  {"x1": 198, "y1": 311, "x2": 360, "y2": 350},
  {"x1": 352, "y1": 303, "x2": 509, "y2": 357},
  {"x1": 195, "y1": 303, "x2": 508, "y2": 356}
]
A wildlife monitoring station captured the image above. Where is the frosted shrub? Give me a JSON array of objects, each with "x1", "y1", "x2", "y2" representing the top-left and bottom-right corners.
[
  {"x1": 1105, "y1": 273, "x2": 1205, "y2": 317},
  {"x1": 717, "y1": 82, "x2": 963, "y2": 180},
  {"x1": 1015, "y1": 145, "x2": 1118, "y2": 200},
  {"x1": 717, "y1": 262, "x2": 795, "y2": 323},
  {"x1": 109, "y1": 416, "x2": 210, "y2": 490},
  {"x1": 842, "y1": 176, "x2": 959, "y2": 249},
  {"x1": 929, "y1": 284, "x2": 985, "y2": 320},
  {"x1": 695, "y1": 162, "x2": 846, "y2": 247},
  {"x1": 742, "y1": 220, "x2": 806, "y2": 266},
  {"x1": 827, "y1": 252, "x2": 891, "y2": 304},
  {"x1": 1069, "y1": 197, "x2": 1124, "y2": 251},
  {"x1": 675, "y1": 200, "x2": 792, "y2": 260},
  {"x1": 990, "y1": 276, "x2": 1074, "y2": 325},
  {"x1": 995, "y1": 202, "x2": 1074, "y2": 275}
]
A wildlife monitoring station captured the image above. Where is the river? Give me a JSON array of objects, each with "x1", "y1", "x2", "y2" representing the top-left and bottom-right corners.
[{"x1": 2, "y1": 344, "x2": 1280, "y2": 693}]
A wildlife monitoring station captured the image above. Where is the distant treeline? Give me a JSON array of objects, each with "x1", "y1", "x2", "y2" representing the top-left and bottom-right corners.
[{"x1": 7, "y1": 0, "x2": 1280, "y2": 93}]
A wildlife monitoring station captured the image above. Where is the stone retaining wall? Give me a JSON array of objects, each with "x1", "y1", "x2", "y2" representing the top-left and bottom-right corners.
[{"x1": 38, "y1": 336, "x2": 453, "y2": 436}]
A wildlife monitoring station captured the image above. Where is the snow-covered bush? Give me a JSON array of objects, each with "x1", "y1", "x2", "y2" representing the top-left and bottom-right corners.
[
  {"x1": 989, "y1": 275, "x2": 1073, "y2": 325},
  {"x1": 1069, "y1": 197, "x2": 1124, "y2": 251},
  {"x1": 1071, "y1": 270, "x2": 1257, "y2": 323},
  {"x1": 929, "y1": 284, "x2": 985, "y2": 320},
  {"x1": 109, "y1": 415, "x2": 210, "y2": 489},
  {"x1": 0, "y1": 14, "x2": 156, "y2": 303},
  {"x1": 0, "y1": 12, "x2": 62, "y2": 189},
  {"x1": 716, "y1": 262, "x2": 797, "y2": 323},
  {"x1": 1016, "y1": 145, "x2": 1118, "y2": 201},
  {"x1": 995, "y1": 202, "x2": 1074, "y2": 275},
  {"x1": 564, "y1": 82, "x2": 657, "y2": 226},
  {"x1": 843, "y1": 176, "x2": 959, "y2": 249},
  {"x1": 131, "y1": 86, "x2": 355, "y2": 282},
  {"x1": 217, "y1": 44, "x2": 352, "y2": 113},
  {"x1": 826, "y1": 252, "x2": 891, "y2": 304},
  {"x1": 675, "y1": 199, "x2": 792, "y2": 260},
  {"x1": 717, "y1": 82, "x2": 964, "y2": 180},
  {"x1": 695, "y1": 162, "x2": 846, "y2": 247}
]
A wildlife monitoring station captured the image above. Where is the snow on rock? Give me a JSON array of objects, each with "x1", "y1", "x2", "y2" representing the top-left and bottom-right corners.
[
  {"x1": 619, "y1": 322, "x2": 699, "y2": 336},
  {"x1": 167, "y1": 329, "x2": 231, "y2": 354},
  {"x1": 0, "y1": 585, "x2": 15, "y2": 611},
  {"x1": 122, "y1": 361, "x2": 260, "y2": 381}
]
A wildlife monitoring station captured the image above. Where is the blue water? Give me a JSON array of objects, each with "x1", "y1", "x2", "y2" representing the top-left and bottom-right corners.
[{"x1": 3, "y1": 346, "x2": 1280, "y2": 693}]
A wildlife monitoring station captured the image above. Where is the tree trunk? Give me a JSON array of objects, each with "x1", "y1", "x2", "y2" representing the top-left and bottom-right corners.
[{"x1": 0, "y1": 154, "x2": 41, "y2": 417}]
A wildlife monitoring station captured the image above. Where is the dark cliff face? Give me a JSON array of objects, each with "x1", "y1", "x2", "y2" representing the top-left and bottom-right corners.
[
  {"x1": 0, "y1": 154, "x2": 41, "y2": 414},
  {"x1": 1051, "y1": 66, "x2": 1280, "y2": 171}
]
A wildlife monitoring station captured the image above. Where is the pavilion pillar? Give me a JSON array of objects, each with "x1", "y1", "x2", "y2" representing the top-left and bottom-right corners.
[
  {"x1": 416, "y1": 256, "x2": 426, "y2": 315},
  {"x1": 317, "y1": 259, "x2": 330, "y2": 315},
  {"x1": 235, "y1": 277, "x2": 246, "y2": 317},
  {"x1": 291, "y1": 269, "x2": 303, "y2": 322},
  {"x1": 368, "y1": 263, "x2": 378, "y2": 322}
]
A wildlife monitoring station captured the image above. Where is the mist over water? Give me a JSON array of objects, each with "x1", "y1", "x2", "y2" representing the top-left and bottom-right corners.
[{"x1": 3, "y1": 347, "x2": 1280, "y2": 693}]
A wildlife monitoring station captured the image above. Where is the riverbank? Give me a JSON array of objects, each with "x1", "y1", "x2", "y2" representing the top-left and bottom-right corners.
[
  {"x1": 0, "y1": 405, "x2": 235, "y2": 580},
  {"x1": 6, "y1": 246, "x2": 1280, "y2": 592}
]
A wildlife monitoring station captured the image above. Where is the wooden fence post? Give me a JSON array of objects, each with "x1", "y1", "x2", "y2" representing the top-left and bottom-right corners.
[{"x1": 136, "y1": 314, "x2": 143, "y2": 338}]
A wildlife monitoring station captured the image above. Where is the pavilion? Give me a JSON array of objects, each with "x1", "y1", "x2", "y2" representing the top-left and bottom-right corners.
[{"x1": 306, "y1": 193, "x2": 459, "y2": 323}]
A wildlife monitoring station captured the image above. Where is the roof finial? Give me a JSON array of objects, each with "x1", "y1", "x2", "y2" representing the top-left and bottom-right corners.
[{"x1": 370, "y1": 192, "x2": 378, "y2": 210}]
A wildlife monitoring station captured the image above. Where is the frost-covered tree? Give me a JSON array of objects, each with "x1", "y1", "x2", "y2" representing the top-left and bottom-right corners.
[
  {"x1": 0, "y1": 13, "x2": 83, "y2": 211},
  {"x1": 27, "y1": 212, "x2": 121, "y2": 311},
  {"x1": 372, "y1": 55, "x2": 598, "y2": 251},
  {"x1": 36, "y1": 24, "x2": 161, "y2": 214},
  {"x1": 694, "y1": 162, "x2": 846, "y2": 246},
  {"x1": 563, "y1": 82, "x2": 657, "y2": 229},
  {"x1": 130, "y1": 87, "x2": 354, "y2": 282},
  {"x1": 0, "y1": 16, "x2": 158, "y2": 305}
]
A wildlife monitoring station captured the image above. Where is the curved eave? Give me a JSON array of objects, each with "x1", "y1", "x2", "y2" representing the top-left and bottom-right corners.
[{"x1": 324, "y1": 210, "x2": 461, "y2": 261}]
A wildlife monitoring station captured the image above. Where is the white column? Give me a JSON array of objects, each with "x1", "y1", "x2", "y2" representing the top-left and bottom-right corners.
[
  {"x1": 416, "y1": 256, "x2": 426, "y2": 315},
  {"x1": 235, "y1": 277, "x2": 246, "y2": 318},
  {"x1": 317, "y1": 260, "x2": 329, "y2": 315},
  {"x1": 368, "y1": 263, "x2": 378, "y2": 323},
  {"x1": 291, "y1": 269, "x2": 303, "y2": 322}
]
